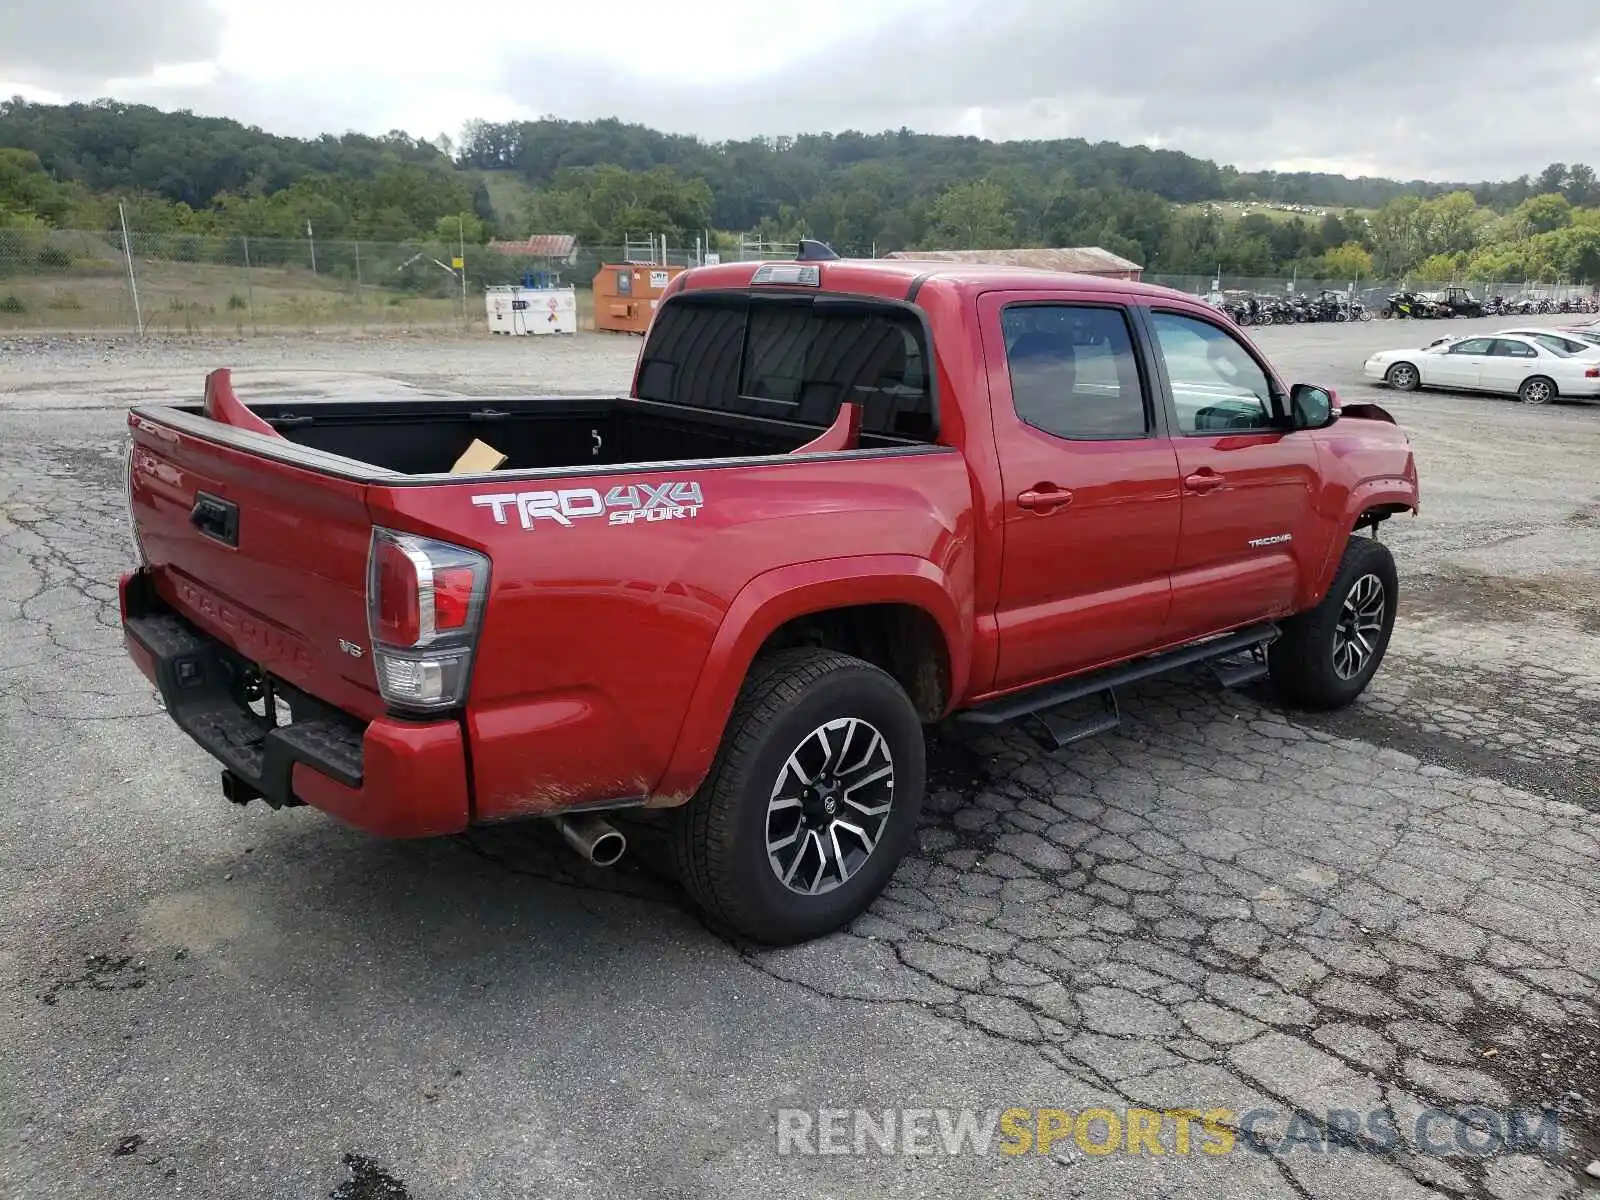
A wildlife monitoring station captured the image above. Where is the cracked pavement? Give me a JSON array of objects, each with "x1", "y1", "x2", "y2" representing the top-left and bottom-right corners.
[{"x1": 1, "y1": 318, "x2": 1597, "y2": 1199}]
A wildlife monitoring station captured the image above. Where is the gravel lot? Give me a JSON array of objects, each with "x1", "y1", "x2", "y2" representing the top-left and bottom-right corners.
[{"x1": 1, "y1": 314, "x2": 1597, "y2": 1200}]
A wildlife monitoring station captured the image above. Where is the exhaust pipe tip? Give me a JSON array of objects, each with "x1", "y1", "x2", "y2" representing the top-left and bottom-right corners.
[
  {"x1": 553, "y1": 813, "x2": 627, "y2": 868},
  {"x1": 584, "y1": 827, "x2": 627, "y2": 868}
]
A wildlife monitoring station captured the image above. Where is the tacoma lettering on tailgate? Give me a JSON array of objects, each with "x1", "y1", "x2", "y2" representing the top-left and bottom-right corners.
[
  {"x1": 175, "y1": 579, "x2": 317, "y2": 673},
  {"x1": 472, "y1": 482, "x2": 704, "y2": 530}
]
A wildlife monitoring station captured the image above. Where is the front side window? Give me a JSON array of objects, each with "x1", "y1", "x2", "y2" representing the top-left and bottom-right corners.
[
  {"x1": 998, "y1": 304, "x2": 1149, "y2": 440},
  {"x1": 1446, "y1": 338, "x2": 1495, "y2": 356},
  {"x1": 1150, "y1": 311, "x2": 1277, "y2": 434}
]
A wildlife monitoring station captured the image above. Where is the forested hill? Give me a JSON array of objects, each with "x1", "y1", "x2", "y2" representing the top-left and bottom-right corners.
[
  {"x1": 2, "y1": 99, "x2": 1522, "y2": 221},
  {"x1": 456, "y1": 116, "x2": 1464, "y2": 216},
  {"x1": 3, "y1": 99, "x2": 1597, "y2": 283}
]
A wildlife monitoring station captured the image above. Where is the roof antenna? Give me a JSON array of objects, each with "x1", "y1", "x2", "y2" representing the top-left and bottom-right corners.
[{"x1": 796, "y1": 238, "x2": 839, "y2": 262}]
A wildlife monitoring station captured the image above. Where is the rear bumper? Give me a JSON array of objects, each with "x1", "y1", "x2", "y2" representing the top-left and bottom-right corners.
[{"x1": 120, "y1": 570, "x2": 469, "y2": 838}]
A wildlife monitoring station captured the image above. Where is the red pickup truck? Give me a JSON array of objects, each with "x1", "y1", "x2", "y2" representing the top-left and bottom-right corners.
[{"x1": 119, "y1": 247, "x2": 1419, "y2": 944}]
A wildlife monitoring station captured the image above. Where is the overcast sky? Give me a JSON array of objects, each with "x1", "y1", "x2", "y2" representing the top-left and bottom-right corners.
[{"x1": 3, "y1": 0, "x2": 1598, "y2": 181}]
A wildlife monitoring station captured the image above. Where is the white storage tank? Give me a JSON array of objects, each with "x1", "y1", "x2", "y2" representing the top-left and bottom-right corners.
[{"x1": 486, "y1": 285, "x2": 578, "y2": 336}]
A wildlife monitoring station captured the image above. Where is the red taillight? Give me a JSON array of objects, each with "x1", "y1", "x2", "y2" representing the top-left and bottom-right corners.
[
  {"x1": 374, "y1": 537, "x2": 423, "y2": 645},
  {"x1": 432, "y1": 566, "x2": 475, "y2": 630},
  {"x1": 1586, "y1": 366, "x2": 1600, "y2": 378},
  {"x1": 366, "y1": 528, "x2": 490, "y2": 711}
]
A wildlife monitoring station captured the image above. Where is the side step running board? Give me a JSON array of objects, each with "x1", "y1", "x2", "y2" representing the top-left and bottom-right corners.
[
  {"x1": 957, "y1": 623, "x2": 1279, "y2": 750},
  {"x1": 1209, "y1": 651, "x2": 1271, "y2": 689},
  {"x1": 1028, "y1": 689, "x2": 1122, "y2": 749}
]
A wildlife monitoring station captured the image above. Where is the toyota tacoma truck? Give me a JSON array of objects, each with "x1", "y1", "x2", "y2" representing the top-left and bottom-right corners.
[{"x1": 119, "y1": 244, "x2": 1420, "y2": 945}]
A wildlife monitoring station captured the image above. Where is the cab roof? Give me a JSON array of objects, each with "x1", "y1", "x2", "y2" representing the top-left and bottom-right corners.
[{"x1": 675, "y1": 257, "x2": 1198, "y2": 306}]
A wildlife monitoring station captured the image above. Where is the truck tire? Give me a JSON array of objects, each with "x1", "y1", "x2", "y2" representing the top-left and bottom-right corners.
[
  {"x1": 671, "y1": 647, "x2": 926, "y2": 945},
  {"x1": 1268, "y1": 537, "x2": 1398, "y2": 711}
]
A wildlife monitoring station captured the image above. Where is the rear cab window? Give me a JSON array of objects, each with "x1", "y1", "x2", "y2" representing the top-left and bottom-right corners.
[
  {"x1": 998, "y1": 304, "x2": 1150, "y2": 440},
  {"x1": 635, "y1": 292, "x2": 936, "y2": 442}
]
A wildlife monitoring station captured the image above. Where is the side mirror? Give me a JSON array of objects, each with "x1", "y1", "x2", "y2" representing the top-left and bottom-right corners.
[{"x1": 1289, "y1": 383, "x2": 1340, "y2": 430}]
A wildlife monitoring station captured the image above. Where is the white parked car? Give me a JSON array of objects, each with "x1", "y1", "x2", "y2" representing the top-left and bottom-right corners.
[
  {"x1": 1364, "y1": 332, "x2": 1600, "y2": 404},
  {"x1": 1492, "y1": 327, "x2": 1600, "y2": 355}
]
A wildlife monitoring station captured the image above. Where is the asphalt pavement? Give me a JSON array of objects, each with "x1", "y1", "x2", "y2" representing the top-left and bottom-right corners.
[{"x1": 1, "y1": 314, "x2": 1596, "y2": 1199}]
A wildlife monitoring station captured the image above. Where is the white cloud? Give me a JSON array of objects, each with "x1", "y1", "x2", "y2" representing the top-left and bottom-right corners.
[
  {"x1": 0, "y1": 0, "x2": 223, "y2": 87},
  {"x1": 3, "y1": 0, "x2": 1598, "y2": 179}
]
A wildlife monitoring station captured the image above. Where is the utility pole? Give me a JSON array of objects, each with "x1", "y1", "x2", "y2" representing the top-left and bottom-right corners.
[
  {"x1": 458, "y1": 215, "x2": 468, "y2": 325},
  {"x1": 307, "y1": 220, "x2": 317, "y2": 274},
  {"x1": 242, "y1": 234, "x2": 256, "y2": 330},
  {"x1": 118, "y1": 201, "x2": 144, "y2": 336}
]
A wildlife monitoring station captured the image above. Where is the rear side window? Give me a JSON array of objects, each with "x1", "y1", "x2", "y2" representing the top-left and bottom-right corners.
[
  {"x1": 999, "y1": 304, "x2": 1148, "y2": 440},
  {"x1": 1529, "y1": 334, "x2": 1583, "y2": 356},
  {"x1": 635, "y1": 293, "x2": 935, "y2": 440}
]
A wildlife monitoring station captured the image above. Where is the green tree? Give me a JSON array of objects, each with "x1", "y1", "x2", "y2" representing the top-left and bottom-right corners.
[
  {"x1": 1318, "y1": 211, "x2": 1349, "y2": 248},
  {"x1": 1419, "y1": 191, "x2": 1484, "y2": 256},
  {"x1": 0, "y1": 148, "x2": 73, "y2": 224},
  {"x1": 1464, "y1": 243, "x2": 1532, "y2": 281},
  {"x1": 1564, "y1": 163, "x2": 1595, "y2": 208},
  {"x1": 1369, "y1": 196, "x2": 1427, "y2": 274},
  {"x1": 925, "y1": 179, "x2": 1014, "y2": 248},
  {"x1": 520, "y1": 187, "x2": 590, "y2": 239},
  {"x1": 1322, "y1": 241, "x2": 1374, "y2": 280},
  {"x1": 1534, "y1": 225, "x2": 1600, "y2": 281},
  {"x1": 433, "y1": 212, "x2": 486, "y2": 245},
  {"x1": 1535, "y1": 163, "x2": 1568, "y2": 196},
  {"x1": 1514, "y1": 193, "x2": 1573, "y2": 235},
  {"x1": 1414, "y1": 253, "x2": 1463, "y2": 280}
]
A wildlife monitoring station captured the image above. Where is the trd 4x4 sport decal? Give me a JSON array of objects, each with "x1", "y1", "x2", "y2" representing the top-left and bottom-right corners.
[{"x1": 472, "y1": 482, "x2": 704, "y2": 530}]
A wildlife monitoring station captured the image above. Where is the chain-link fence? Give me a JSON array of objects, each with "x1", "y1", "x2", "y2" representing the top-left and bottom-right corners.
[
  {"x1": 0, "y1": 229, "x2": 768, "y2": 336},
  {"x1": 1, "y1": 228, "x2": 1594, "y2": 337}
]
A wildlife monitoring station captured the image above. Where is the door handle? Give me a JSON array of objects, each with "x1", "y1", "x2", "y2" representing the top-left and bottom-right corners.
[
  {"x1": 190, "y1": 491, "x2": 239, "y2": 546},
  {"x1": 1184, "y1": 470, "x2": 1224, "y2": 493},
  {"x1": 1017, "y1": 486, "x2": 1073, "y2": 512}
]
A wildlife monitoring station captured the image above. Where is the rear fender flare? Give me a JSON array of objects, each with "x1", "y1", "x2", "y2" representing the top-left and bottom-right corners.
[{"x1": 652, "y1": 555, "x2": 969, "y2": 802}]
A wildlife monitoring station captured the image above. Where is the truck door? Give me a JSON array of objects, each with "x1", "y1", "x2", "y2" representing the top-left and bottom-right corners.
[
  {"x1": 1141, "y1": 305, "x2": 1321, "y2": 642},
  {"x1": 979, "y1": 292, "x2": 1182, "y2": 691}
]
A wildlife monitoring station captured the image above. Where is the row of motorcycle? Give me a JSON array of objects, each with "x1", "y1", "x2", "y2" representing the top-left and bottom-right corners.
[
  {"x1": 1210, "y1": 288, "x2": 1600, "y2": 325},
  {"x1": 1380, "y1": 291, "x2": 1600, "y2": 319},
  {"x1": 1209, "y1": 291, "x2": 1371, "y2": 325}
]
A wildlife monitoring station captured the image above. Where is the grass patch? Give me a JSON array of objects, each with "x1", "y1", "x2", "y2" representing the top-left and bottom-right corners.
[
  {"x1": 0, "y1": 256, "x2": 472, "y2": 333},
  {"x1": 0, "y1": 251, "x2": 604, "y2": 334},
  {"x1": 475, "y1": 170, "x2": 540, "y2": 231},
  {"x1": 1180, "y1": 200, "x2": 1376, "y2": 224}
]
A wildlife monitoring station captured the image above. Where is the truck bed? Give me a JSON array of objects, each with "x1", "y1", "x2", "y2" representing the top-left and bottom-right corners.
[{"x1": 144, "y1": 393, "x2": 932, "y2": 480}]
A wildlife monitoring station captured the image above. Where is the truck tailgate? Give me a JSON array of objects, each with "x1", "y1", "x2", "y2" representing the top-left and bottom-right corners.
[{"x1": 128, "y1": 416, "x2": 385, "y2": 721}]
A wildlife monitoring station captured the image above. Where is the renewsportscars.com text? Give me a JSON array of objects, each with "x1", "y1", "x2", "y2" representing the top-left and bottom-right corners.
[{"x1": 774, "y1": 1105, "x2": 1564, "y2": 1159}]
